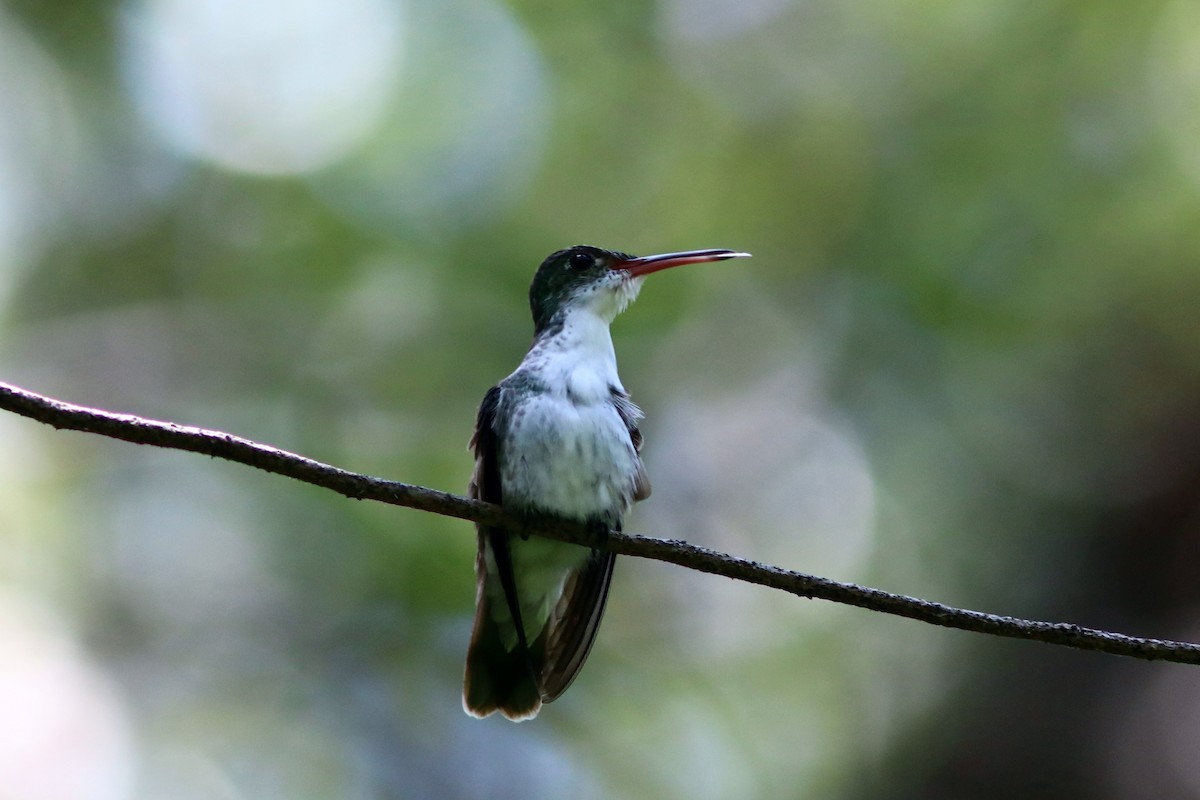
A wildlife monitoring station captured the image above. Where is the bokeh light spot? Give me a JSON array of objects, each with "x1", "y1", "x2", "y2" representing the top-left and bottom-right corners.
[
  {"x1": 0, "y1": 593, "x2": 135, "y2": 800},
  {"x1": 313, "y1": 0, "x2": 549, "y2": 233},
  {"x1": 121, "y1": 0, "x2": 403, "y2": 175}
]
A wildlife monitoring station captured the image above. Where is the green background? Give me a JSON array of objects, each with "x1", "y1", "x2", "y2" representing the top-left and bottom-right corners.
[{"x1": 2, "y1": 0, "x2": 1199, "y2": 797}]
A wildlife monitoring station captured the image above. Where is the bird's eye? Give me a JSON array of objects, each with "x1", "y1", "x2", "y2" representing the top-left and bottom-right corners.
[{"x1": 569, "y1": 252, "x2": 594, "y2": 271}]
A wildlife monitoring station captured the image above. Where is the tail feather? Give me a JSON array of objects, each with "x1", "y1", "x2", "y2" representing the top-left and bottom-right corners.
[{"x1": 463, "y1": 590, "x2": 542, "y2": 721}]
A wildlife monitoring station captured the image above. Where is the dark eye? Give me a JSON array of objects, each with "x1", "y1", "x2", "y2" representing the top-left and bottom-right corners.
[{"x1": 569, "y1": 251, "x2": 594, "y2": 271}]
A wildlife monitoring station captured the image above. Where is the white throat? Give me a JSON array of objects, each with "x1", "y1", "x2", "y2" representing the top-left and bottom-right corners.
[{"x1": 520, "y1": 307, "x2": 623, "y2": 405}]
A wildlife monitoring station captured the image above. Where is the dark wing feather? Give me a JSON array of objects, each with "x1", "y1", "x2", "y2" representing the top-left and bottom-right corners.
[
  {"x1": 463, "y1": 385, "x2": 541, "y2": 720},
  {"x1": 610, "y1": 386, "x2": 651, "y2": 501},
  {"x1": 468, "y1": 386, "x2": 527, "y2": 647},
  {"x1": 467, "y1": 385, "x2": 503, "y2": 503},
  {"x1": 537, "y1": 547, "x2": 616, "y2": 701}
]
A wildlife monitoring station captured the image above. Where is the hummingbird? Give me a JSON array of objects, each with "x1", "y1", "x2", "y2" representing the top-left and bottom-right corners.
[{"x1": 463, "y1": 244, "x2": 751, "y2": 721}]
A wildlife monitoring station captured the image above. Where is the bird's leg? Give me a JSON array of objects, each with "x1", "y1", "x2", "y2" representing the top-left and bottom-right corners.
[
  {"x1": 508, "y1": 507, "x2": 610, "y2": 548},
  {"x1": 511, "y1": 506, "x2": 554, "y2": 542},
  {"x1": 585, "y1": 518, "x2": 611, "y2": 549}
]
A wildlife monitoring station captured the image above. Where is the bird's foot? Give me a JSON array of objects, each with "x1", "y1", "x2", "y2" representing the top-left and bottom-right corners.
[
  {"x1": 512, "y1": 507, "x2": 548, "y2": 541},
  {"x1": 586, "y1": 519, "x2": 611, "y2": 548}
]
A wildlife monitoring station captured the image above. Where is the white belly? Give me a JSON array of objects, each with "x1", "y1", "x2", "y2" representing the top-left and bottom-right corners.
[{"x1": 500, "y1": 392, "x2": 640, "y2": 521}]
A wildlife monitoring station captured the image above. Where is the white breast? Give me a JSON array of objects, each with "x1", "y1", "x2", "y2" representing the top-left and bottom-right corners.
[
  {"x1": 503, "y1": 390, "x2": 639, "y2": 516},
  {"x1": 499, "y1": 309, "x2": 642, "y2": 520}
]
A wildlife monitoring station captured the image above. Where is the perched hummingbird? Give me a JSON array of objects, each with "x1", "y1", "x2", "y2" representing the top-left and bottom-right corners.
[{"x1": 463, "y1": 244, "x2": 751, "y2": 721}]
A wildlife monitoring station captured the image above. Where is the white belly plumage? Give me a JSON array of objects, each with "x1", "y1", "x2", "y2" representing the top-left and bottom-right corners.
[
  {"x1": 500, "y1": 392, "x2": 640, "y2": 521},
  {"x1": 485, "y1": 391, "x2": 638, "y2": 643}
]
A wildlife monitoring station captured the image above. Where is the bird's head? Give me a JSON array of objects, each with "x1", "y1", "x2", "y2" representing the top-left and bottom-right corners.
[{"x1": 528, "y1": 245, "x2": 750, "y2": 336}]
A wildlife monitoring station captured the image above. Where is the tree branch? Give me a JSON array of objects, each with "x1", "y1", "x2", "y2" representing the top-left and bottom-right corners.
[{"x1": 2, "y1": 379, "x2": 1198, "y2": 665}]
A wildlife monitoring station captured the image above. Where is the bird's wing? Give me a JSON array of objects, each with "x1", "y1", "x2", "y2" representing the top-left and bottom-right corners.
[
  {"x1": 467, "y1": 385, "x2": 502, "y2": 503},
  {"x1": 467, "y1": 385, "x2": 529, "y2": 649},
  {"x1": 610, "y1": 385, "x2": 651, "y2": 502},
  {"x1": 538, "y1": 547, "x2": 615, "y2": 702},
  {"x1": 464, "y1": 385, "x2": 544, "y2": 720}
]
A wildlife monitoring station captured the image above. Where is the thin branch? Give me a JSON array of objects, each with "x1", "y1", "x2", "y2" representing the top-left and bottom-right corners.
[{"x1": 2, "y1": 379, "x2": 1198, "y2": 665}]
